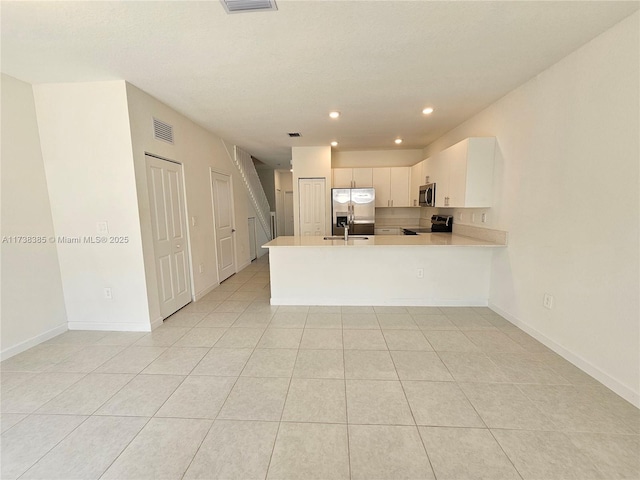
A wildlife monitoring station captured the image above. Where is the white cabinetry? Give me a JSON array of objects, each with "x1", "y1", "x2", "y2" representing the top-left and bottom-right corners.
[
  {"x1": 352, "y1": 168, "x2": 373, "y2": 187},
  {"x1": 424, "y1": 137, "x2": 496, "y2": 208},
  {"x1": 332, "y1": 168, "x2": 353, "y2": 188},
  {"x1": 410, "y1": 160, "x2": 426, "y2": 207},
  {"x1": 332, "y1": 168, "x2": 373, "y2": 188},
  {"x1": 372, "y1": 167, "x2": 410, "y2": 207},
  {"x1": 372, "y1": 168, "x2": 390, "y2": 207},
  {"x1": 390, "y1": 167, "x2": 410, "y2": 207}
]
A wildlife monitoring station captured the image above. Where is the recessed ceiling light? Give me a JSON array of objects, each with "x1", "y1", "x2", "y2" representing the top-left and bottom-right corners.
[
  {"x1": 329, "y1": 111, "x2": 340, "y2": 119},
  {"x1": 422, "y1": 107, "x2": 434, "y2": 115},
  {"x1": 331, "y1": 141, "x2": 338, "y2": 147},
  {"x1": 395, "y1": 138, "x2": 403, "y2": 145}
]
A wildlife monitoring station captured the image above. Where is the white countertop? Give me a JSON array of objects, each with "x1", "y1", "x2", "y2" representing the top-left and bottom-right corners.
[{"x1": 263, "y1": 233, "x2": 506, "y2": 248}]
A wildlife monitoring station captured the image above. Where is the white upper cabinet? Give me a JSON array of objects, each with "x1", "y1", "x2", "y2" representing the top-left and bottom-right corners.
[
  {"x1": 332, "y1": 168, "x2": 353, "y2": 188},
  {"x1": 372, "y1": 167, "x2": 410, "y2": 207},
  {"x1": 352, "y1": 168, "x2": 373, "y2": 187},
  {"x1": 389, "y1": 167, "x2": 410, "y2": 207},
  {"x1": 372, "y1": 168, "x2": 391, "y2": 207},
  {"x1": 332, "y1": 168, "x2": 373, "y2": 188},
  {"x1": 424, "y1": 137, "x2": 496, "y2": 208},
  {"x1": 410, "y1": 160, "x2": 426, "y2": 207}
]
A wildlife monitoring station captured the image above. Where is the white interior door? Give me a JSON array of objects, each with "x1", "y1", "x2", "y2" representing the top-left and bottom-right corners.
[
  {"x1": 284, "y1": 191, "x2": 294, "y2": 235},
  {"x1": 146, "y1": 155, "x2": 192, "y2": 319},
  {"x1": 298, "y1": 178, "x2": 326, "y2": 236},
  {"x1": 211, "y1": 171, "x2": 236, "y2": 282}
]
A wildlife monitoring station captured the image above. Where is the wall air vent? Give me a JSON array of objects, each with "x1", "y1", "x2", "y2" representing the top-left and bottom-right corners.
[
  {"x1": 153, "y1": 118, "x2": 174, "y2": 144},
  {"x1": 220, "y1": 0, "x2": 277, "y2": 14},
  {"x1": 288, "y1": 132, "x2": 302, "y2": 137}
]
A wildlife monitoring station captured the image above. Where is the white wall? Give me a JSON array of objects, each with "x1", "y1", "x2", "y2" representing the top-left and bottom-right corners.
[
  {"x1": 424, "y1": 12, "x2": 640, "y2": 406},
  {"x1": 274, "y1": 170, "x2": 293, "y2": 237},
  {"x1": 278, "y1": 170, "x2": 293, "y2": 191},
  {"x1": 33, "y1": 81, "x2": 151, "y2": 332},
  {"x1": 256, "y1": 166, "x2": 276, "y2": 211},
  {"x1": 292, "y1": 146, "x2": 332, "y2": 235},
  {"x1": 332, "y1": 149, "x2": 423, "y2": 168},
  {"x1": 125, "y1": 83, "x2": 253, "y2": 316},
  {"x1": 0, "y1": 75, "x2": 68, "y2": 357},
  {"x1": 247, "y1": 202, "x2": 269, "y2": 258}
]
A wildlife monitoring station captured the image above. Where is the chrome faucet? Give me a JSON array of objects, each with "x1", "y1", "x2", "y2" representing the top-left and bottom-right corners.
[{"x1": 344, "y1": 224, "x2": 349, "y2": 241}]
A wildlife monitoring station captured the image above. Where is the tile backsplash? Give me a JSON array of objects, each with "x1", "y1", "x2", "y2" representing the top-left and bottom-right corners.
[
  {"x1": 421, "y1": 207, "x2": 494, "y2": 228},
  {"x1": 375, "y1": 207, "x2": 420, "y2": 228},
  {"x1": 376, "y1": 206, "x2": 504, "y2": 241}
]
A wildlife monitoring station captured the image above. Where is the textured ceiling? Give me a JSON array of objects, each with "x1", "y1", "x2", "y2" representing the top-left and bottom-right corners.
[{"x1": 2, "y1": 1, "x2": 638, "y2": 167}]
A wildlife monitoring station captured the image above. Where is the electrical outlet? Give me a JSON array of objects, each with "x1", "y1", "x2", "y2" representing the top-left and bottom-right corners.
[
  {"x1": 481, "y1": 213, "x2": 487, "y2": 223},
  {"x1": 192, "y1": 216, "x2": 198, "y2": 227},
  {"x1": 97, "y1": 221, "x2": 109, "y2": 234},
  {"x1": 471, "y1": 213, "x2": 476, "y2": 223},
  {"x1": 417, "y1": 268, "x2": 424, "y2": 278},
  {"x1": 458, "y1": 212, "x2": 465, "y2": 221},
  {"x1": 104, "y1": 288, "x2": 112, "y2": 299},
  {"x1": 543, "y1": 293, "x2": 554, "y2": 309},
  {"x1": 199, "y1": 264, "x2": 204, "y2": 273}
]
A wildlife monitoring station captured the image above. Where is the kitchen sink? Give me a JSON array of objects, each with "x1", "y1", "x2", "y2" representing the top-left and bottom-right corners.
[{"x1": 323, "y1": 236, "x2": 369, "y2": 240}]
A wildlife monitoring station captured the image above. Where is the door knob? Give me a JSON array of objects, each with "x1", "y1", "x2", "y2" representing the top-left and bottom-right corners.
[{"x1": 176, "y1": 244, "x2": 181, "y2": 249}]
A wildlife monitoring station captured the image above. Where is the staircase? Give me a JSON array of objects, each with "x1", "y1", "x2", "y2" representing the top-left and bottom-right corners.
[{"x1": 231, "y1": 146, "x2": 273, "y2": 241}]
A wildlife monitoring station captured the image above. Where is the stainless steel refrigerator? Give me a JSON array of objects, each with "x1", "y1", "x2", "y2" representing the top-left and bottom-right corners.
[{"x1": 331, "y1": 188, "x2": 375, "y2": 235}]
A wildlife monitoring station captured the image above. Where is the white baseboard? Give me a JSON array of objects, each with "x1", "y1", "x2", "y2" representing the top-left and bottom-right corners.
[
  {"x1": 150, "y1": 316, "x2": 164, "y2": 330},
  {"x1": 67, "y1": 322, "x2": 151, "y2": 332},
  {"x1": 236, "y1": 260, "x2": 251, "y2": 272},
  {"x1": 270, "y1": 297, "x2": 489, "y2": 307},
  {"x1": 1, "y1": 323, "x2": 68, "y2": 361},
  {"x1": 194, "y1": 282, "x2": 219, "y2": 301},
  {"x1": 489, "y1": 303, "x2": 640, "y2": 408}
]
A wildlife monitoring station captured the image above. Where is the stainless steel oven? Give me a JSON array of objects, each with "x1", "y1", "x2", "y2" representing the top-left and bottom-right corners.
[{"x1": 419, "y1": 183, "x2": 436, "y2": 207}]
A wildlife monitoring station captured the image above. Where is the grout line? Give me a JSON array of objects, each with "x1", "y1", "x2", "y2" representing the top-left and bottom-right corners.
[
  {"x1": 179, "y1": 272, "x2": 268, "y2": 479},
  {"x1": 5, "y1": 263, "x2": 634, "y2": 479},
  {"x1": 382, "y1": 316, "x2": 439, "y2": 480},
  {"x1": 341, "y1": 319, "x2": 352, "y2": 480},
  {"x1": 8, "y1": 412, "x2": 94, "y2": 479},
  {"x1": 263, "y1": 308, "x2": 306, "y2": 479},
  {"x1": 96, "y1": 415, "x2": 156, "y2": 479}
]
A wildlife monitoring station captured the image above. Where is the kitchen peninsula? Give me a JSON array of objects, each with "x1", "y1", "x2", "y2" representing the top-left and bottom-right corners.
[{"x1": 262, "y1": 232, "x2": 506, "y2": 306}]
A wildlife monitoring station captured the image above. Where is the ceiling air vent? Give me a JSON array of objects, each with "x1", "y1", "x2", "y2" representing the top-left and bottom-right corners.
[
  {"x1": 153, "y1": 118, "x2": 174, "y2": 144},
  {"x1": 220, "y1": 0, "x2": 277, "y2": 14},
  {"x1": 288, "y1": 132, "x2": 301, "y2": 137}
]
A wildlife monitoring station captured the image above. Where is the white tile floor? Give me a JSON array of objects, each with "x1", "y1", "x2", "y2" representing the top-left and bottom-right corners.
[{"x1": 1, "y1": 254, "x2": 639, "y2": 479}]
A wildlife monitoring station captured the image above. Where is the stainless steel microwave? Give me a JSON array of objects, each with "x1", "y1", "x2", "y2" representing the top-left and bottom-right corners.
[{"x1": 419, "y1": 183, "x2": 436, "y2": 207}]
